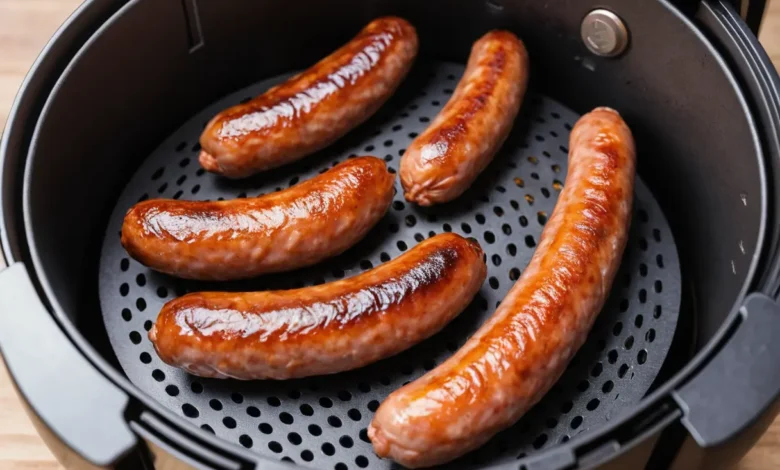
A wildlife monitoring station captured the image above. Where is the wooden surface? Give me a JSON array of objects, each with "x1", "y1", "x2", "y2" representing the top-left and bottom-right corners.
[{"x1": 0, "y1": 0, "x2": 779, "y2": 468}]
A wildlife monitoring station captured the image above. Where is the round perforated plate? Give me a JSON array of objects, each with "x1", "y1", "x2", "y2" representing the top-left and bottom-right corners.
[{"x1": 99, "y1": 61, "x2": 681, "y2": 469}]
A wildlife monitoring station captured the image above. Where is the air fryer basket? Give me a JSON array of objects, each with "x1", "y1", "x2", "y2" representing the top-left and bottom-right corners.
[{"x1": 1, "y1": 0, "x2": 779, "y2": 469}]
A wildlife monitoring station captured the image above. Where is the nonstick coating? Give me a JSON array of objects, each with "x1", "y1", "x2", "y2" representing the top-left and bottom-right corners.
[{"x1": 98, "y1": 61, "x2": 681, "y2": 469}]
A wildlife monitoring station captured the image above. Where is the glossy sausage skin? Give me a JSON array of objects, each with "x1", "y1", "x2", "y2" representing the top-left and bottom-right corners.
[
  {"x1": 149, "y1": 233, "x2": 487, "y2": 380},
  {"x1": 399, "y1": 31, "x2": 528, "y2": 206},
  {"x1": 370, "y1": 108, "x2": 636, "y2": 467},
  {"x1": 121, "y1": 157, "x2": 394, "y2": 281},
  {"x1": 199, "y1": 17, "x2": 418, "y2": 178}
]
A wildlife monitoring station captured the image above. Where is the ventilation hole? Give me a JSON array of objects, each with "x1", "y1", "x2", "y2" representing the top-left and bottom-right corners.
[
  {"x1": 308, "y1": 424, "x2": 322, "y2": 436},
  {"x1": 442, "y1": 223, "x2": 452, "y2": 233},
  {"x1": 301, "y1": 450, "x2": 314, "y2": 462},
  {"x1": 507, "y1": 244, "x2": 517, "y2": 256},
  {"x1": 639, "y1": 289, "x2": 647, "y2": 303},
  {"x1": 509, "y1": 268, "x2": 520, "y2": 281},
  {"x1": 484, "y1": 231, "x2": 495, "y2": 244},
  {"x1": 357, "y1": 429, "x2": 371, "y2": 445},
  {"x1": 138, "y1": 193, "x2": 149, "y2": 202},
  {"x1": 121, "y1": 308, "x2": 132, "y2": 322},
  {"x1": 358, "y1": 382, "x2": 371, "y2": 393},
  {"x1": 344, "y1": 408, "x2": 361, "y2": 422},
  {"x1": 259, "y1": 422, "x2": 274, "y2": 434},
  {"x1": 209, "y1": 399, "x2": 222, "y2": 411},
  {"x1": 639, "y1": 238, "x2": 649, "y2": 251},
  {"x1": 634, "y1": 315, "x2": 644, "y2": 329},
  {"x1": 598, "y1": 339, "x2": 607, "y2": 351},
  {"x1": 532, "y1": 433, "x2": 548, "y2": 449},
  {"x1": 587, "y1": 398, "x2": 601, "y2": 411},
  {"x1": 577, "y1": 380, "x2": 590, "y2": 392},
  {"x1": 218, "y1": 416, "x2": 236, "y2": 429},
  {"x1": 414, "y1": 233, "x2": 424, "y2": 242},
  {"x1": 619, "y1": 299, "x2": 629, "y2": 312},
  {"x1": 191, "y1": 382, "x2": 203, "y2": 394},
  {"x1": 525, "y1": 194, "x2": 535, "y2": 205},
  {"x1": 368, "y1": 400, "x2": 380, "y2": 412},
  {"x1": 475, "y1": 213, "x2": 486, "y2": 224},
  {"x1": 618, "y1": 363, "x2": 629, "y2": 378},
  {"x1": 200, "y1": 424, "x2": 215, "y2": 434},
  {"x1": 332, "y1": 268, "x2": 345, "y2": 279},
  {"x1": 247, "y1": 406, "x2": 261, "y2": 417},
  {"x1": 269, "y1": 441, "x2": 283, "y2": 453},
  {"x1": 461, "y1": 223, "x2": 472, "y2": 234},
  {"x1": 519, "y1": 216, "x2": 528, "y2": 227},
  {"x1": 530, "y1": 172, "x2": 540, "y2": 180},
  {"x1": 525, "y1": 235, "x2": 536, "y2": 248},
  {"x1": 120, "y1": 258, "x2": 130, "y2": 272},
  {"x1": 397, "y1": 240, "x2": 408, "y2": 251},
  {"x1": 266, "y1": 396, "x2": 281, "y2": 407},
  {"x1": 322, "y1": 442, "x2": 336, "y2": 456},
  {"x1": 286, "y1": 432, "x2": 302, "y2": 446},
  {"x1": 591, "y1": 362, "x2": 603, "y2": 377},
  {"x1": 136, "y1": 298, "x2": 147, "y2": 312},
  {"x1": 560, "y1": 401, "x2": 573, "y2": 413},
  {"x1": 392, "y1": 201, "x2": 405, "y2": 211},
  {"x1": 443, "y1": 88, "x2": 453, "y2": 95},
  {"x1": 625, "y1": 336, "x2": 635, "y2": 350},
  {"x1": 379, "y1": 376, "x2": 391, "y2": 386},
  {"x1": 510, "y1": 200, "x2": 520, "y2": 210},
  {"x1": 356, "y1": 456, "x2": 369, "y2": 468},
  {"x1": 491, "y1": 206, "x2": 504, "y2": 218},
  {"x1": 657, "y1": 254, "x2": 665, "y2": 268},
  {"x1": 335, "y1": 464, "x2": 347, "y2": 470},
  {"x1": 608, "y1": 349, "x2": 618, "y2": 364},
  {"x1": 172, "y1": 190, "x2": 183, "y2": 200},
  {"x1": 119, "y1": 283, "x2": 129, "y2": 296},
  {"x1": 139, "y1": 352, "x2": 152, "y2": 364},
  {"x1": 501, "y1": 224, "x2": 512, "y2": 236},
  {"x1": 552, "y1": 164, "x2": 561, "y2": 173},
  {"x1": 388, "y1": 223, "x2": 399, "y2": 233},
  {"x1": 613, "y1": 321, "x2": 623, "y2": 336},
  {"x1": 364, "y1": 145, "x2": 375, "y2": 152},
  {"x1": 571, "y1": 416, "x2": 583, "y2": 430},
  {"x1": 156, "y1": 286, "x2": 168, "y2": 298},
  {"x1": 552, "y1": 180, "x2": 563, "y2": 192},
  {"x1": 182, "y1": 404, "x2": 199, "y2": 418},
  {"x1": 489, "y1": 277, "x2": 499, "y2": 289},
  {"x1": 603, "y1": 380, "x2": 615, "y2": 393},
  {"x1": 541, "y1": 188, "x2": 551, "y2": 198},
  {"x1": 646, "y1": 329, "x2": 656, "y2": 343},
  {"x1": 143, "y1": 320, "x2": 153, "y2": 332},
  {"x1": 655, "y1": 280, "x2": 663, "y2": 293},
  {"x1": 149, "y1": 369, "x2": 164, "y2": 382},
  {"x1": 176, "y1": 175, "x2": 187, "y2": 186},
  {"x1": 384, "y1": 154, "x2": 393, "y2": 162},
  {"x1": 513, "y1": 177, "x2": 525, "y2": 188},
  {"x1": 405, "y1": 215, "x2": 417, "y2": 227},
  {"x1": 491, "y1": 254, "x2": 502, "y2": 266},
  {"x1": 280, "y1": 412, "x2": 294, "y2": 425},
  {"x1": 639, "y1": 263, "x2": 648, "y2": 277},
  {"x1": 638, "y1": 349, "x2": 648, "y2": 364},
  {"x1": 654, "y1": 305, "x2": 662, "y2": 318},
  {"x1": 319, "y1": 397, "x2": 333, "y2": 408},
  {"x1": 129, "y1": 331, "x2": 142, "y2": 344},
  {"x1": 191, "y1": 184, "x2": 201, "y2": 194}
]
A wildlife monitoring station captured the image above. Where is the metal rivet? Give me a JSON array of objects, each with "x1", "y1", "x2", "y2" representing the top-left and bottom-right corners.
[{"x1": 581, "y1": 9, "x2": 629, "y2": 58}]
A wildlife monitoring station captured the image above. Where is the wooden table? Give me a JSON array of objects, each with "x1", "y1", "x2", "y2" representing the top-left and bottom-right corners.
[{"x1": 0, "y1": 0, "x2": 779, "y2": 468}]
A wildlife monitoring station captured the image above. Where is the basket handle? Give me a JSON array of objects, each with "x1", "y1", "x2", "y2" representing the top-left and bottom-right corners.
[{"x1": 0, "y1": 262, "x2": 138, "y2": 467}]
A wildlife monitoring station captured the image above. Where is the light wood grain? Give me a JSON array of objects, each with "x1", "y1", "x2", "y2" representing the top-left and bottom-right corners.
[{"x1": 0, "y1": 0, "x2": 779, "y2": 469}]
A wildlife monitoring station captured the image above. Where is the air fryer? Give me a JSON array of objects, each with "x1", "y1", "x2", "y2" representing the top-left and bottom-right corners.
[{"x1": 0, "y1": 0, "x2": 779, "y2": 469}]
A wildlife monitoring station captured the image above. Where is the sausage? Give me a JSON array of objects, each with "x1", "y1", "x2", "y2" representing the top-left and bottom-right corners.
[
  {"x1": 399, "y1": 30, "x2": 528, "y2": 206},
  {"x1": 121, "y1": 157, "x2": 394, "y2": 281},
  {"x1": 199, "y1": 17, "x2": 418, "y2": 178},
  {"x1": 369, "y1": 108, "x2": 636, "y2": 467},
  {"x1": 149, "y1": 233, "x2": 487, "y2": 380}
]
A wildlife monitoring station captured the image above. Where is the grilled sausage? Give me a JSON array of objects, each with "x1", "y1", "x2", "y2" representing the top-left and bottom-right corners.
[
  {"x1": 149, "y1": 233, "x2": 487, "y2": 380},
  {"x1": 121, "y1": 157, "x2": 394, "y2": 281},
  {"x1": 370, "y1": 108, "x2": 636, "y2": 467},
  {"x1": 399, "y1": 30, "x2": 528, "y2": 206},
  {"x1": 199, "y1": 17, "x2": 418, "y2": 178}
]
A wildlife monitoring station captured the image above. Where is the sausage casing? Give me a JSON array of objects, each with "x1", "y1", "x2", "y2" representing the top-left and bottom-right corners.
[
  {"x1": 370, "y1": 108, "x2": 636, "y2": 467},
  {"x1": 199, "y1": 17, "x2": 418, "y2": 178},
  {"x1": 121, "y1": 157, "x2": 394, "y2": 281},
  {"x1": 149, "y1": 233, "x2": 487, "y2": 380},
  {"x1": 399, "y1": 30, "x2": 528, "y2": 206}
]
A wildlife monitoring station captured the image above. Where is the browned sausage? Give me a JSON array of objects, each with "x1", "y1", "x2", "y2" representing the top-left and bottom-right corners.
[
  {"x1": 199, "y1": 17, "x2": 418, "y2": 178},
  {"x1": 121, "y1": 157, "x2": 394, "y2": 281},
  {"x1": 369, "y1": 108, "x2": 636, "y2": 467},
  {"x1": 149, "y1": 233, "x2": 486, "y2": 380},
  {"x1": 399, "y1": 30, "x2": 528, "y2": 206}
]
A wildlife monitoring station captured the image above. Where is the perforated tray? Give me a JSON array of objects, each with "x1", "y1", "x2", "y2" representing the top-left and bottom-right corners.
[{"x1": 99, "y1": 61, "x2": 681, "y2": 469}]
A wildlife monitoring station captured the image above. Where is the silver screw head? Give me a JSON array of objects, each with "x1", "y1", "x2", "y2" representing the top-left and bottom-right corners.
[{"x1": 581, "y1": 9, "x2": 629, "y2": 58}]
